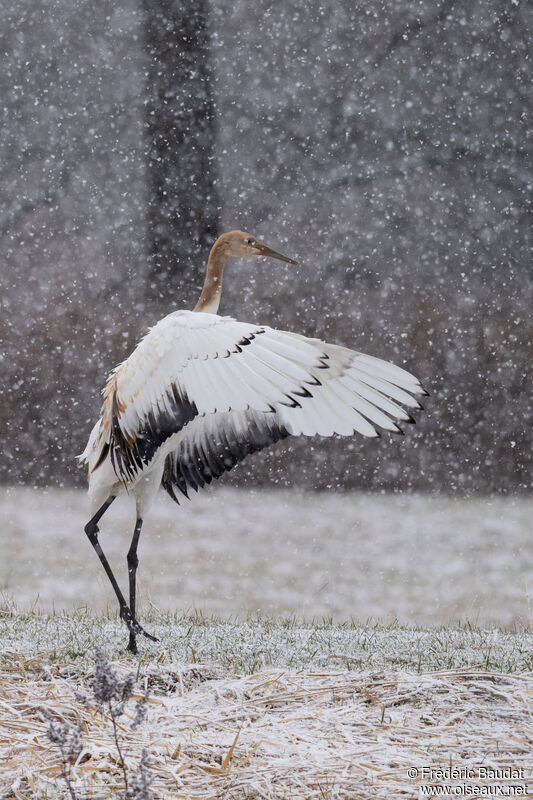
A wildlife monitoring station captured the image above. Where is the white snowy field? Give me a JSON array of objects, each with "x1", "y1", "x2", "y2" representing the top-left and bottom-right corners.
[
  {"x1": 0, "y1": 486, "x2": 532, "y2": 627},
  {"x1": 1, "y1": 482, "x2": 532, "y2": 800}
]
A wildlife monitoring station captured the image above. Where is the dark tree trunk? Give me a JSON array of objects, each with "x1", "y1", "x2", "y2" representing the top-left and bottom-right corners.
[{"x1": 143, "y1": 0, "x2": 219, "y2": 302}]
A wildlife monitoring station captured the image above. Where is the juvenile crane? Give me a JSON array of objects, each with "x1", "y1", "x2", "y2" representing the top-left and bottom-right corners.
[{"x1": 80, "y1": 231, "x2": 427, "y2": 653}]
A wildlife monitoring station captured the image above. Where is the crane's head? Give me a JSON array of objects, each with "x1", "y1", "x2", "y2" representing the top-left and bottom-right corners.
[{"x1": 219, "y1": 230, "x2": 298, "y2": 265}]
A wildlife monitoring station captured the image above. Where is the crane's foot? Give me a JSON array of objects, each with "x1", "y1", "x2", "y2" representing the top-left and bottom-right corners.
[{"x1": 119, "y1": 604, "x2": 158, "y2": 644}]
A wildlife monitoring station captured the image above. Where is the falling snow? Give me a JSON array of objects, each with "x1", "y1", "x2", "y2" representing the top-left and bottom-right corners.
[
  {"x1": 0, "y1": 0, "x2": 530, "y2": 493},
  {"x1": 0, "y1": 5, "x2": 530, "y2": 793}
]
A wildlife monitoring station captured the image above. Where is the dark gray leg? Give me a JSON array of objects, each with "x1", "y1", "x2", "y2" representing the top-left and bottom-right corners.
[
  {"x1": 127, "y1": 517, "x2": 143, "y2": 654},
  {"x1": 87, "y1": 495, "x2": 116, "y2": 529},
  {"x1": 84, "y1": 498, "x2": 157, "y2": 648}
]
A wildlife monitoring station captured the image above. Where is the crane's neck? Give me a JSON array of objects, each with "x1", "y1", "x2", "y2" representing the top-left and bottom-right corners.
[{"x1": 193, "y1": 238, "x2": 228, "y2": 314}]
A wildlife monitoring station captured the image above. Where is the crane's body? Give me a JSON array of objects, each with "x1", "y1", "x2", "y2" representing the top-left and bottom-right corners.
[{"x1": 80, "y1": 231, "x2": 427, "y2": 653}]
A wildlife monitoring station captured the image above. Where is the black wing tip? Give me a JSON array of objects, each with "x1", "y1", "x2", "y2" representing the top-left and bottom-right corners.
[
  {"x1": 293, "y1": 386, "x2": 314, "y2": 398},
  {"x1": 280, "y1": 394, "x2": 301, "y2": 408}
]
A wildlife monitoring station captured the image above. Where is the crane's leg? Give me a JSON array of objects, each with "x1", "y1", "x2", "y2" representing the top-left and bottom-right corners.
[
  {"x1": 87, "y1": 495, "x2": 116, "y2": 529},
  {"x1": 126, "y1": 517, "x2": 143, "y2": 654},
  {"x1": 84, "y1": 498, "x2": 158, "y2": 647}
]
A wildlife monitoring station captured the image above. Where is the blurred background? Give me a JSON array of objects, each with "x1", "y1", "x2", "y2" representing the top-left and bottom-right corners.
[{"x1": 1, "y1": 0, "x2": 531, "y2": 494}]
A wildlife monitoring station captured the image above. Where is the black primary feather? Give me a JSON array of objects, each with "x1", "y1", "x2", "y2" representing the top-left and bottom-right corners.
[{"x1": 162, "y1": 409, "x2": 290, "y2": 503}]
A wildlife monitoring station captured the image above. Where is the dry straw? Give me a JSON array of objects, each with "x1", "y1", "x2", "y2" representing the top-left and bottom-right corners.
[{"x1": 0, "y1": 652, "x2": 532, "y2": 799}]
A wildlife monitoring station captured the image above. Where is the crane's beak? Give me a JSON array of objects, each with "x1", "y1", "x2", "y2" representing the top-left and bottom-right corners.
[{"x1": 256, "y1": 242, "x2": 298, "y2": 265}]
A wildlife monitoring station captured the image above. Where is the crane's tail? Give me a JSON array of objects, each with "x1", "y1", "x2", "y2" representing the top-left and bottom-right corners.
[{"x1": 77, "y1": 418, "x2": 108, "y2": 470}]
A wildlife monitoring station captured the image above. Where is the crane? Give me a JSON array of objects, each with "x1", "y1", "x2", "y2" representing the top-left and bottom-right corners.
[{"x1": 80, "y1": 230, "x2": 427, "y2": 653}]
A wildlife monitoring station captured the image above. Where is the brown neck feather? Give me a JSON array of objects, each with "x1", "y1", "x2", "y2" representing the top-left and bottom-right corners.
[{"x1": 193, "y1": 238, "x2": 229, "y2": 314}]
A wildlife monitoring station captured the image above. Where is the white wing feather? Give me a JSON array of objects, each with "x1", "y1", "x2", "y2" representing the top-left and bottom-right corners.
[{"x1": 82, "y1": 309, "x2": 426, "y2": 480}]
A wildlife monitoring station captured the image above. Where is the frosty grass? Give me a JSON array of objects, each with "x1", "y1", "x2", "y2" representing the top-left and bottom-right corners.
[{"x1": 1, "y1": 609, "x2": 532, "y2": 798}]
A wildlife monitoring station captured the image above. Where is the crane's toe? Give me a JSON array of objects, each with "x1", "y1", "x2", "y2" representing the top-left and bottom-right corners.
[{"x1": 119, "y1": 604, "x2": 158, "y2": 643}]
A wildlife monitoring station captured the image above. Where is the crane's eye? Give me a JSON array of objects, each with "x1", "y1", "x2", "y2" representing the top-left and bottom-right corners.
[{"x1": 245, "y1": 238, "x2": 254, "y2": 245}]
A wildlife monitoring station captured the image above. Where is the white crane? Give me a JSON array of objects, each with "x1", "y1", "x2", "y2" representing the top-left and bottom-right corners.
[{"x1": 80, "y1": 230, "x2": 427, "y2": 653}]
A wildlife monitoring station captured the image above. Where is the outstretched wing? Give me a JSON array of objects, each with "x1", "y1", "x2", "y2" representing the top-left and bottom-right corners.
[
  {"x1": 161, "y1": 334, "x2": 427, "y2": 501},
  {"x1": 83, "y1": 309, "x2": 426, "y2": 483}
]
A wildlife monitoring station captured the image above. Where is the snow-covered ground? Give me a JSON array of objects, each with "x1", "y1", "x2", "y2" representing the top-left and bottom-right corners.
[
  {"x1": 1, "y1": 594, "x2": 532, "y2": 797},
  {"x1": 1, "y1": 487, "x2": 532, "y2": 627},
  {"x1": 3, "y1": 654, "x2": 532, "y2": 799},
  {"x1": 1, "y1": 609, "x2": 532, "y2": 800}
]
